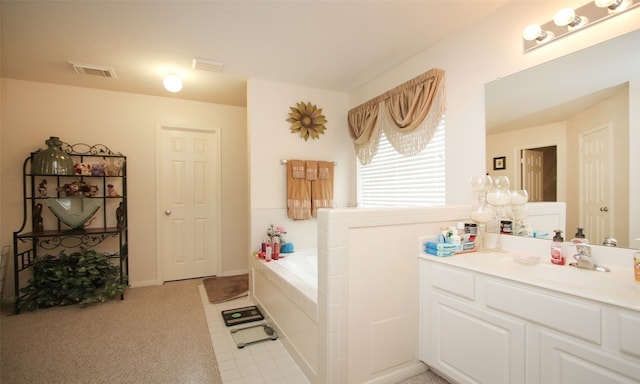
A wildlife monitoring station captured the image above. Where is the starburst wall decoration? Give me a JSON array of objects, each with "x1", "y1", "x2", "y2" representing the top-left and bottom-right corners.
[{"x1": 286, "y1": 101, "x2": 327, "y2": 141}]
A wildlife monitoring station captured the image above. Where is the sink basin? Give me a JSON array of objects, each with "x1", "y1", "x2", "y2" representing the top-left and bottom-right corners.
[
  {"x1": 47, "y1": 197, "x2": 101, "y2": 229},
  {"x1": 504, "y1": 258, "x2": 627, "y2": 293}
]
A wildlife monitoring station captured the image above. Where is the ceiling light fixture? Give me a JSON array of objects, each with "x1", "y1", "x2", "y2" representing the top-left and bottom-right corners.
[
  {"x1": 522, "y1": 0, "x2": 640, "y2": 52},
  {"x1": 163, "y1": 74, "x2": 183, "y2": 93}
]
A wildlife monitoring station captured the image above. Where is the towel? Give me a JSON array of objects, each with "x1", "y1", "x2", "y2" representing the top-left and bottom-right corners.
[
  {"x1": 287, "y1": 160, "x2": 311, "y2": 220},
  {"x1": 311, "y1": 161, "x2": 334, "y2": 217},
  {"x1": 291, "y1": 160, "x2": 305, "y2": 179},
  {"x1": 305, "y1": 160, "x2": 318, "y2": 181}
]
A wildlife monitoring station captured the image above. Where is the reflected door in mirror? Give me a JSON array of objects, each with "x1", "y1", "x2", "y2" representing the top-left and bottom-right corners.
[
  {"x1": 581, "y1": 125, "x2": 612, "y2": 245},
  {"x1": 522, "y1": 149, "x2": 543, "y2": 202}
]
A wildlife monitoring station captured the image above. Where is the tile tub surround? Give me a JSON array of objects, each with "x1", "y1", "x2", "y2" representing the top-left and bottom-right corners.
[
  {"x1": 252, "y1": 254, "x2": 319, "y2": 382},
  {"x1": 316, "y1": 205, "x2": 472, "y2": 384},
  {"x1": 258, "y1": 249, "x2": 318, "y2": 302}
]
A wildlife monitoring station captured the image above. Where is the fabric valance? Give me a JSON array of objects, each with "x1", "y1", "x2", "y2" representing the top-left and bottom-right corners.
[{"x1": 347, "y1": 68, "x2": 445, "y2": 165}]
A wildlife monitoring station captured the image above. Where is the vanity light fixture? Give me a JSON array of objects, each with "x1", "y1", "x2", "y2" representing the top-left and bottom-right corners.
[
  {"x1": 522, "y1": 0, "x2": 640, "y2": 52},
  {"x1": 163, "y1": 73, "x2": 183, "y2": 93}
]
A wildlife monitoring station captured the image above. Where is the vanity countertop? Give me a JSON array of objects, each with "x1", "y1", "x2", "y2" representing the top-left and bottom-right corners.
[{"x1": 419, "y1": 249, "x2": 640, "y2": 312}]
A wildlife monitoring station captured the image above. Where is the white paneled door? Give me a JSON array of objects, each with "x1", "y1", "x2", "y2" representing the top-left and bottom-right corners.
[
  {"x1": 159, "y1": 126, "x2": 220, "y2": 281},
  {"x1": 522, "y1": 149, "x2": 544, "y2": 202},
  {"x1": 580, "y1": 125, "x2": 612, "y2": 245}
]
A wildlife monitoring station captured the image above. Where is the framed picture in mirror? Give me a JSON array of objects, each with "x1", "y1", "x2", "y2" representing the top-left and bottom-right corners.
[{"x1": 493, "y1": 156, "x2": 506, "y2": 170}]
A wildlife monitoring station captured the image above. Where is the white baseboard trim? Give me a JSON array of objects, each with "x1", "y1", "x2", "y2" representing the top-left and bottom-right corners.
[
  {"x1": 128, "y1": 279, "x2": 161, "y2": 288},
  {"x1": 219, "y1": 268, "x2": 250, "y2": 277},
  {"x1": 364, "y1": 361, "x2": 429, "y2": 384}
]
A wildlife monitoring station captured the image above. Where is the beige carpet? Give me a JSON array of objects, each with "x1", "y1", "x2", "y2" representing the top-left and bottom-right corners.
[
  {"x1": 1, "y1": 279, "x2": 221, "y2": 384},
  {"x1": 203, "y1": 274, "x2": 248, "y2": 303}
]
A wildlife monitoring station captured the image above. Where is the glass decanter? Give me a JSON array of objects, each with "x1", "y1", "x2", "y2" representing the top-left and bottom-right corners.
[
  {"x1": 486, "y1": 176, "x2": 511, "y2": 252},
  {"x1": 469, "y1": 175, "x2": 494, "y2": 252},
  {"x1": 469, "y1": 204, "x2": 496, "y2": 252}
]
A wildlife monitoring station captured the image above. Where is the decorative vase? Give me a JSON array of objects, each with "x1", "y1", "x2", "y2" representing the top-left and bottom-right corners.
[{"x1": 31, "y1": 136, "x2": 74, "y2": 175}]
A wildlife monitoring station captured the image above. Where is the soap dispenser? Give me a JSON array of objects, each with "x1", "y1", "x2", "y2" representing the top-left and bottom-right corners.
[
  {"x1": 551, "y1": 230, "x2": 565, "y2": 265},
  {"x1": 571, "y1": 227, "x2": 589, "y2": 244}
]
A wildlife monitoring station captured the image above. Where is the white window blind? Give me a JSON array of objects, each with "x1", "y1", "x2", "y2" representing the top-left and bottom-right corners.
[{"x1": 358, "y1": 119, "x2": 445, "y2": 207}]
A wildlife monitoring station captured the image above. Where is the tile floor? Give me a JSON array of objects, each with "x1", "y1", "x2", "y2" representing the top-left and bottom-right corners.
[{"x1": 199, "y1": 285, "x2": 311, "y2": 384}]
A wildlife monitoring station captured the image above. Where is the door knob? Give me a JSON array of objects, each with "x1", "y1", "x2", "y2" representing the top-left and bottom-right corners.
[
  {"x1": 165, "y1": 210, "x2": 172, "y2": 215},
  {"x1": 600, "y1": 207, "x2": 608, "y2": 212}
]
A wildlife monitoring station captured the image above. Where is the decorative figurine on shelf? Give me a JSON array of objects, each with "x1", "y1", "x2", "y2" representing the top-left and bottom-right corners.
[
  {"x1": 107, "y1": 184, "x2": 119, "y2": 197},
  {"x1": 59, "y1": 182, "x2": 81, "y2": 196},
  {"x1": 38, "y1": 179, "x2": 48, "y2": 197},
  {"x1": 33, "y1": 203, "x2": 44, "y2": 232},
  {"x1": 74, "y1": 163, "x2": 92, "y2": 175},
  {"x1": 91, "y1": 163, "x2": 105, "y2": 176},
  {"x1": 116, "y1": 202, "x2": 125, "y2": 229},
  {"x1": 58, "y1": 181, "x2": 99, "y2": 197},
  {"x1": 87, "y1": 184, "x2": 99, "y2": 197}
]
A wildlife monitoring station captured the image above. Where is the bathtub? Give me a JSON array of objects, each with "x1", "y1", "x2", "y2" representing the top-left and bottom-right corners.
[
  {"x1": 267, "y1": 249, "x2": 317, "y2": 300},
  {"x1": 251, "y1": 248, "x2": 318, "y2": 381}
]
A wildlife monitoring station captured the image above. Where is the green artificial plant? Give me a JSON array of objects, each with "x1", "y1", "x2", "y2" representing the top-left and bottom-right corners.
[{"x1": 18, "y1": 247, "x2": 127, "y2": 310}]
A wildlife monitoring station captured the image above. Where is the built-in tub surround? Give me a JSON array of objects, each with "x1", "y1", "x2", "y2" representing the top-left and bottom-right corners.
[
  {"x1": 316, "y1": 205, "x2": 472, "y2": 384},
  {"x1": 252, "y1": 250, "x2": 318, "y2": 382},
  {"x1": 252, "y1": 205, "x2": 474, "y2": 383},
  {"x1": 251, "y1": 203, "x2": 568, "y2": 383}
]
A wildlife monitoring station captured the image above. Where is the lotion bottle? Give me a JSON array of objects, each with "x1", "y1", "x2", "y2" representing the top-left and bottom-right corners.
[
  {"x1": 265, "y1": 241, "x2": 272, "y2": 262},
  {"x1": 551, "y1": 230, "x2": 565, "y2": 265}
]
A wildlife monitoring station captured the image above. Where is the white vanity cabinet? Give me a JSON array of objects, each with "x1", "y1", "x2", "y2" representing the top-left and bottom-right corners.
[{"x1": 419, "y1": 259, "x2": 640, "y2": 384}]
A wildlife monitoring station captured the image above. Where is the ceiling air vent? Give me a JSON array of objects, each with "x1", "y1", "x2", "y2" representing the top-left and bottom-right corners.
[
  {"x1": 192, "y1": 57, "x2": 224, "y2": 72},
  {"x1": 69, "y1": 61, "x2": 117, "y2": 78}
]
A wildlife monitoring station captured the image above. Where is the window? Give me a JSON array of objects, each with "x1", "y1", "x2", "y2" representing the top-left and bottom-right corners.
[{"x1": 358, "y1": 118, "x2": 445, "y2": 207}]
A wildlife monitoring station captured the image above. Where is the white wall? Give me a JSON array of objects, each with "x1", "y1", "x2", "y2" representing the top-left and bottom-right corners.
[
  {"x1": 349, "y1": 0, "x2": 640, "y2": 206},
  {"x1": 247, "y1": 78, "x2": 354, "y2": 253},
  {"x1": 0, "y1": 79, "x2": 248, "y2": 296}
]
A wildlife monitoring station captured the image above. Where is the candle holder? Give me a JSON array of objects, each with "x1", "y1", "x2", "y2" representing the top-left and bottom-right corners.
[
  {"x1": 469, "y1": 204, "x2": 496, "y2": 252},
  {"x1": 486, "y1": 176, "x2": 511, "y2": 252},
  {"x1": 509, "y1": 189, "x2": 529, "y2": 236},
  {"x1": 469, "y1": 175, "x2": 495, "y2": 252}
]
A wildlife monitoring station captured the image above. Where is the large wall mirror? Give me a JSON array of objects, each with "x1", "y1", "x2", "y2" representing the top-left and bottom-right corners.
[{"x1": 485, "y1": 29, "x2": 639, "y2": 249}]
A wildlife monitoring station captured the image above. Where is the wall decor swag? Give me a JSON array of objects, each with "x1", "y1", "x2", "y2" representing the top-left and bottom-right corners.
[
  {"x1": 287, "y1": 101, "x2": 327, "y2": 141},
  {"x1": 347, "y1": 68, "x2": 445, "y2": 165}
]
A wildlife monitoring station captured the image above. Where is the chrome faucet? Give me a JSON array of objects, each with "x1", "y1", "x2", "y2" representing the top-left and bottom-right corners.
[{"x1": 569, "y1": 243, "x2": 610, "y2": 272}]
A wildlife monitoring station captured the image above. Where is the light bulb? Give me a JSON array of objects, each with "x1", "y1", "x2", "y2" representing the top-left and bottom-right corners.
[
  {"x1": 163, "y1": 74, "x2": 183, "y2": 93},
  {"x1": 595, "y1": 0, "x2": 629, "y2": 12},
  {"x1": 554, "y1": 8, "x2": 576, "y2": 26},
  {"x1": 595, "y1": 0, "x2": 618, "y2": 8},
  {"x1": 554, "y1": 8, "x2": 588, "y2": 29},
  {"x1": 522, "y1": 24, "x2": 542, "y2": 41}
]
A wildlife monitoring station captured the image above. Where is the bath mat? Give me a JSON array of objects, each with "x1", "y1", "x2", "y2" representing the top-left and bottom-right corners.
[
  {"x1": 221, "y1": 305, "x2": 264, "y2": 327},
  {"x1": 230, "y1": 324, "x2": 277, "y2": 348},
  {"x1": 203, "y1": 274, "x2": 249, "y2": 304}
]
